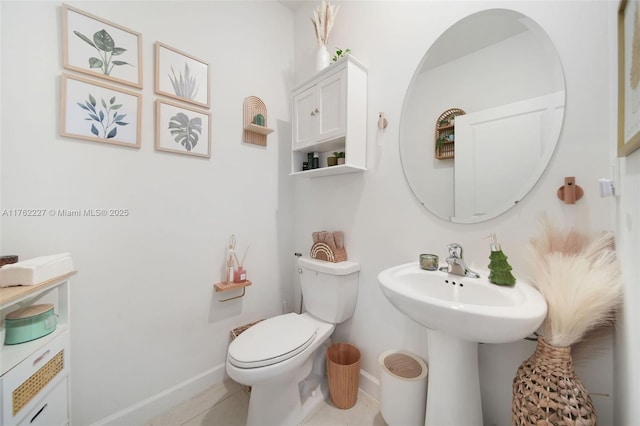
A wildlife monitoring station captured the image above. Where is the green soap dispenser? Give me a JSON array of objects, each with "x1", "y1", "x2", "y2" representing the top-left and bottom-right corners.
[{"x1": 486, "y1": 233, "x2": 516, "y2": 286}]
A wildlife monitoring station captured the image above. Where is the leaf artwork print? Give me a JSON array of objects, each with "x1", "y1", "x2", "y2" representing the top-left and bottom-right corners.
[
  {"x1": 73, "y1": 29, "x2": 132, "y2": 75},
  {"x1": 77, "y1": 94, "x2": 128, "y2": 139},
  {"x1": 169, "y1": 112, "x2": 202, "y2": 151},
  {"x1": 631, "y1": 1, "x2": 640, "y2": 113},
  {"x1": 169, "y1": 63, "x2": 199, "y2": 100}
]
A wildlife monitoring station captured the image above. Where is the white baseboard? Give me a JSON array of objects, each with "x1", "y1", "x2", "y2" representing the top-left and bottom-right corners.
[
  {"x1": 359, "y1": 368, "x2": 381, "y2": 401},
  {"x1": 91, "y1": 364, "x2": 227, "y2": 426},
  {"x1": 90, "y1": 364, "x2": 379, "y2": 425}
]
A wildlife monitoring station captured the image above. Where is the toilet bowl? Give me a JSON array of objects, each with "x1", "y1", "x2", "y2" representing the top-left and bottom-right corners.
[
  {"x1": 225, "y1": 257, "x2": 360, "y2": 426},
  {"x1": 227, "y1": 312, "x2": 334, "y2": 425}
]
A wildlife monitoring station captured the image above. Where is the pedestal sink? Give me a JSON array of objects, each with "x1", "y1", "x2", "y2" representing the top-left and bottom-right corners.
[{"x1": 378, "y1": 262, "x2": 547, "y2": 426}]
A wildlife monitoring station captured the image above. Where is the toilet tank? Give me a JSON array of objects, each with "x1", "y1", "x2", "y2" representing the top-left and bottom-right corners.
[{"x1": 298, "y1": 257, "x2": 360, "y2": 324}]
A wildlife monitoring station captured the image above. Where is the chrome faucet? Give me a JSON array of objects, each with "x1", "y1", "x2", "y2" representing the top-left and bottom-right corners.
[{"x1": 439, "y1": 243, "x2": 480, "y2": 278}]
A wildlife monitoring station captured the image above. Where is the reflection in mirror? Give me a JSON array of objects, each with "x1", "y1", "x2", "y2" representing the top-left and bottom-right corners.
[{"x1": 399, "y1": 9, "x2": 565, "y2": 223}]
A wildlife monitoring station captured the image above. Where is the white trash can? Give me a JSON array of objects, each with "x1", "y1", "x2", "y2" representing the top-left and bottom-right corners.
[{"x1": 379, "y1": 350, "x2": 428, "y2": 426}]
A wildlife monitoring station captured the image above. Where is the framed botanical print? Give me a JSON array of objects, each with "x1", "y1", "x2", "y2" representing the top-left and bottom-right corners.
[
  {"x1": 155, "y1": 42, "x2": 210, "y2": 108},
  {"x1": 60, "y1": 73, "x2": 141, "y2": 148},
  {"x1": 156, "y1": 99, "x2": 211, "y2": 158},
  {"x1": 618, "y1": 0, "x2": 640, "y2": 156},
  {"x1": 62, "y1": 3, "x2": 143, "y2": 89}
]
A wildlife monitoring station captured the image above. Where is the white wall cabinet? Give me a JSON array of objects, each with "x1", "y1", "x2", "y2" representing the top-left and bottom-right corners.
[
  {"x1": 291, "y1": 56, "x2": 367, "y2": 177},
  {"x1": 0, "y1": 273, "x2": 75, "y2": 426}
]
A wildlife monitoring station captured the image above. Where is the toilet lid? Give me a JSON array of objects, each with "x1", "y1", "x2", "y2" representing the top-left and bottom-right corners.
[{"x1": 228, "y1": 313, "x2": 317, "y2": 368}]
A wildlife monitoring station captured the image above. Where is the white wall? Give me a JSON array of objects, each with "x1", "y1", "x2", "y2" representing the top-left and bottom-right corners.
[
  {"x1": 1, "y1": 1, "x2": 294, "y2": 424},
  {"x1": 614, "y1": 151, "x2": 640, "y2": 423},
  {"x1": 292, "y1": 1, "x2": 616, "y2": 424},
  {"x1": 0, "y1": 1, "x2": 3, "y2": 256},
  {"x1": 612, "y1": 0, "x2": 640, "y2": 418}
]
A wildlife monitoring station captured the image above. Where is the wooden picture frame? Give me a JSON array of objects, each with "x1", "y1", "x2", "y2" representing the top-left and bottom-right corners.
[
  {"x1": 62, "y1": 3, "x2": 143, "y2": 89},
  {"x1": 618, "y1": 0, "x2": 640, "y2": 156},
  {"x1": 156, "y1": 99, "x2": 211, "y2": 158},
  {"x1": 60, "y1": 73, "x2": 142, "y2": 148},
  {"x1": 155, "y1": 42, "x2": 210, "y2": 108}
]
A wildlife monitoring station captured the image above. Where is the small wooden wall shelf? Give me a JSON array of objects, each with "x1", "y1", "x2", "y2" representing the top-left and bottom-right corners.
[
  {"x1": 435, "y1": 108, "x2": 465, "y2": 160},
  {"x1": 214, "y1": 280, "x2": 252, "y2": 302},
  {"x1": 243, "y1": 96, "x2": 274, "y2": 146}
]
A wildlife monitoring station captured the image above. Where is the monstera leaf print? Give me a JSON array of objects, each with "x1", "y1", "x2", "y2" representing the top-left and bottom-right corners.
[{"x1": 168, "y1": 112, "x2": 202, "y2": 151}]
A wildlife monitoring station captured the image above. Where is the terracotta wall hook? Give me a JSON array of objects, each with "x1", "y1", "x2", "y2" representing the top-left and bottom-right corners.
[{"x1": 557, "y1": 176, "x2": 584, "y2": 204}]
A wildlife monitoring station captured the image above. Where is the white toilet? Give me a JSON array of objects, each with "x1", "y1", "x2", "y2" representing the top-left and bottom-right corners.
[{"x1": 226, "y1": 256, "x2": 360, "y2": 426}]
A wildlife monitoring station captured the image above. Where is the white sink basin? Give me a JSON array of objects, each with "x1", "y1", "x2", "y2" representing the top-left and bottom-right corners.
[
  {"x1": 378, "y1": 262, "x2": 547, "y2": 426},
  {"x1": 378, "y1": 262, "x2": 547, "y2": 343}
]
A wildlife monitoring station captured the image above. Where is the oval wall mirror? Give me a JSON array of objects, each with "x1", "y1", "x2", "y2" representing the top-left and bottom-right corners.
[{"x1": 399, "y1": 9, "x2": 566, "y2": 223}]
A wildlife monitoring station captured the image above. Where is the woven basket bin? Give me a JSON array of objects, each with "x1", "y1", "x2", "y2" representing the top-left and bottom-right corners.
[
  {"x1": 327, "y1": 343, "x2": 360, "y2": 409},
  {"x1": 512, "y1": 337, "x2": 597, "y2": 425}
]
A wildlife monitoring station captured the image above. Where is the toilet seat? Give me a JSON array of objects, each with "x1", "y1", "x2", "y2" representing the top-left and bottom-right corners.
[{"x1": 228, "y1": 313, "x2": 318, "y2": 368}]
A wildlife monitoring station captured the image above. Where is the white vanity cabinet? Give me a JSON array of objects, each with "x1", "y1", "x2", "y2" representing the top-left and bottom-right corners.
[
  {"x1": 291, "y1": 56, "x2": 367, "y2": 177},
  {"x1": 0, "y1": 273, "x2": 75, "y2": 426}
]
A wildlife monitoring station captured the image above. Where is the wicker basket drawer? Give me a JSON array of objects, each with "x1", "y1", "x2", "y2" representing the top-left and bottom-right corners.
[
  {"x1": 1, "y1": 331, "x2": 69, "y2": 426},
  {"x1": 17, "y1": 377, "x2": 68, "y2": 426}
]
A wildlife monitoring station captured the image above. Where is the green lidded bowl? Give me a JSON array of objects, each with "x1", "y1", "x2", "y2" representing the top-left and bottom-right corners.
[{"x1": 4, "y1": 304, "x2": 56, "y2": 345}]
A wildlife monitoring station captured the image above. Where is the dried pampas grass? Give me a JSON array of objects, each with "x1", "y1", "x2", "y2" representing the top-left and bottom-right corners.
[
  {"x1": 311, "y1": 0, "x2": 339, "y2": 46},
  {"x1": 528, "y1": 218, "x2": 623, "y2": 347}
]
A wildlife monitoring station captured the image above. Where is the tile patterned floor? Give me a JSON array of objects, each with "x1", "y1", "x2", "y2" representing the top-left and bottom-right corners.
[{"x1": 146, "y1": 381, "x2": 387, "y2": 426}]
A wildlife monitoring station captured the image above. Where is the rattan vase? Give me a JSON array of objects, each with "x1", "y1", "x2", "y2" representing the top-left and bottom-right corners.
[{"x1": 512, "y1": 337, "x2": 597, "y2": 425}]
